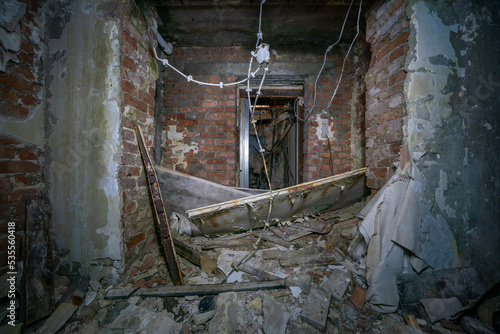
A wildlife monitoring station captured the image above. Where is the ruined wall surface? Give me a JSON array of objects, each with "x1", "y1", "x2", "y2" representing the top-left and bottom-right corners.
[
  {"x1": 161, "y1": 46, "x2": 356, "y2": 186},
  {"x1": 0, "y1": 0, "x2": 45, "y2": 277},
  {"x1": 365, "y1": 0, "x2": 409, "y2": 191},
  {"x1": 45, "y1": 0, "x2": 123, "y2": 274},
  {"x1": 119, "y1": 0, "x2": 164, "y2": 277},
  {"x1": 405, "y1": 0, "x2": 500, "y2": 285}
]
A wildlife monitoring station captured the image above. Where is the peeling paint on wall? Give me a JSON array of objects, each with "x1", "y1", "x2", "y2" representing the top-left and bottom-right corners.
[
  {"x1": 405, "y1": 1, "x2": 462, "y2": 157},
  {"x1": 167, "y1": 124, "x2": 199, "y2": 170}
]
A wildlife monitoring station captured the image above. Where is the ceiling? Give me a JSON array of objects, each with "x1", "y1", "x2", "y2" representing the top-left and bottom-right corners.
[{"x1": 155, "y1": 0, "x2": 365, "y2": 49}]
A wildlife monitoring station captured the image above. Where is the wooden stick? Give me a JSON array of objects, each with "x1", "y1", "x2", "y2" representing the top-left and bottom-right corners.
[
  {"x1": 137, "y1": 280, "x2": 287, "y2": 297},
  {"x1": 135, "y1": 124, "x2": 184, "y2": 285}
]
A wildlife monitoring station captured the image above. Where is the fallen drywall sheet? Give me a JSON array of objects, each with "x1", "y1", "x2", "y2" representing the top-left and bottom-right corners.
[
  {"x1": 156, "y1": 166, "x2": 255, "y2": 216},
  {"x1": 358, "y1": 163, "x2": 458, "y2": 313},
  {"x1": 186, "y1": 168, "x2": 367, "y2": 235}
]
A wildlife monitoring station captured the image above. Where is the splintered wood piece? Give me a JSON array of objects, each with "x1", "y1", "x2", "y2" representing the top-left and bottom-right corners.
[
  {"x1": 262, "y1": 249, "x2": 339, "y2": 267},
  {"x1": 173, "y1": 237, "x2": 223, "y2": 277},
  {"x1": 234, "y1": 262, "x2": 281, "y2": 281},
  {"x1": 269, "y1": 226, "x2": 312, "y2": 241},
  {"x1": 104, "y1": 287, "x2": 140, "y2": 300},
  {"x1": 403, "y1": 314, "x2": 422, "y2": 331},
  {"x1": 135, "y1": 124, "x2": 184, "y2": 285},
  {"x1": 200, "y1": 238, "x2": 261, "y2": 250},
  {"x1": 137, "y1": 280, "x2": 287, "y2": 297},
  {"x1": 251, "y1": 231, "x2": 295, "y2": 248}
]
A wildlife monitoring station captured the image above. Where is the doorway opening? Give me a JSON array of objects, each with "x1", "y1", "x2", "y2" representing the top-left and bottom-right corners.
[{"x1": 238, "y1": 85, "x2": 304, "y2": 190}]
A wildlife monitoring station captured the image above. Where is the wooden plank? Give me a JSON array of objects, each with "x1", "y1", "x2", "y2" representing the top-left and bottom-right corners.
[
  {"x1": 25, "y1": 199, "x2": 54, "y2": 325},
  {"x1": 173, "y1": 237, "x2": 201, "y2": 266},
  {"x1": 173, "y1": 237, "x2": 224, "y2": 277},
  {"x1": 262, "y1": 249, "x2": 339, "y2": 267},
  {"x1": 269, "y1": 226, "x2": 312, "y2": 241},
  {"x1": 156, "y1": 166, "x2": 251, "y2": 217},
  {"x1": 137, "y1": 280, "x2": 287, "y2": 297},
  {"x1": 187, "y1": 168, "x2": 366, "y2": 235},
  {"x1": 201, "y1": 238, "x2": 260, "y2": 250},
  {"x1": 234, "y1": 263, "x2": 281, "y2": 281},
  {"x1": 135, "y1": 125, "x2": 184, "y2": 286},
  {"x1": 262, "y1": 249, "x2": 316, "y2": 260},
  {"x1": 104, "y1": 287, "x2": 139, "y2": 300},
  {"x1": 251, "y1": 231, "x2": 295, "y2": 248}
]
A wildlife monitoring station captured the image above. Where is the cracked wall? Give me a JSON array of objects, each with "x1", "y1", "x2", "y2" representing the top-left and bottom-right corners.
[{"x1": 405, "y1": 0, "x2": 500, "y2": 285}]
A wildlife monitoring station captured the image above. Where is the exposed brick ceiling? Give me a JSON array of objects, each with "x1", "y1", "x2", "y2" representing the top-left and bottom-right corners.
[{"x1": 155, "y1": 0, "x2": 364, "y2": 49}]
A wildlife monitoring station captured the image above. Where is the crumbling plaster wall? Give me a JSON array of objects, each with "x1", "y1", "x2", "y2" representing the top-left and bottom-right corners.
[
  {"x1": 45, "y1": 0, "x2": 123, "y2": 274},
  {"x1": 404, "y1": 0, "x2": 500, "y2": 285}
]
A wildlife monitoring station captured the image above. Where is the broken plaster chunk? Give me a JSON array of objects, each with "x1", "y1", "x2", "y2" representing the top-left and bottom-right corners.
[
  {"x1": 263, "y1": 294, "x2": 290, "y2": 334},
  {"x1": 289, "y1": 286, "x2": 302, "y2": 298},
  {"x1": 208, "y1": 292, "x2": 243, "y2": 334},
  {"x1": 419, "y1": 297, "x2": 463, "y2": 323},
  {"x1": 247, "y1": 296, "x2": 262, "y2": 315},
  {"x1": 300, "y1": 287, "x2": 331, "y2": 332},
  {"x1": 321, "y1": 268, "x2": 350, "y2": 302},
  {"x1": 193, "y1": 310, "x2": 215, "y2": 325}
]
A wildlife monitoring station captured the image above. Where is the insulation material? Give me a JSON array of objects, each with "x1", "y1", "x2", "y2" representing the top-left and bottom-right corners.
[{"x1": 358, "y1": 163, "x2": 458, "y2": 313}]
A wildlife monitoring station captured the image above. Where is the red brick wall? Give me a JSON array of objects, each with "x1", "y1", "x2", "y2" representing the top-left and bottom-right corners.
[
  {"x1": 0, "y1": 0, "x2": 44, "y2": 276},
  {"x1": 119, "y1": 0, "x2": 161, "y2": 274},
  {"x1": 162, "y1": 47, "x2": 355, "y2": 185},
  {"x1": 365, "y1": 0, "x2": 409, "y2": 191}
]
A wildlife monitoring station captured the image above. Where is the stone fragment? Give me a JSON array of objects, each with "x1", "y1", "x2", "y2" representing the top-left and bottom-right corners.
[
  {"x1": 143, "y1": 310, "x2": 182, "y2": 334},
  {"x1": 288, "y1": 320, "x2": 318, "y2": 334},
  {"x1": 247, "y1": 296, "x2": 262, "y2": 315},
  {"x1": 208, "y1": 292, "x2": 244, "y2": 334},
  {"x1": 340, "y1": 301, "x2": 358, "y2": 331},
  {"x1": 193, "y1": 310, "x2": 215, "y2": 325},
  {"x1": 321, "y1": 268, "x2": 350, "y2": 301},
  {"x1": 109, "y1": 304, "x2": 157, "y2": 331},
  {"x1": 300, "y1": 287, "x2": 331, "y2": 332},
  {"x1": 199, "y1": 295, "x2": 215, "y2": 313},
  {"x1": 263, "y1": 294, "x2": 290, "y2": 334},
  {"x1": 350, "y1": 285, "x2": 367, "y2": 310}
]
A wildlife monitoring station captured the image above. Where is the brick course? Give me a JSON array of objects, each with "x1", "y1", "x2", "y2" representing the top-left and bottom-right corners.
[
  {"x1": 119, "y1": 0, "x2": 161, "y2": 277},
  {"x1": 365, "y1": 0, "x2": 409, "y2": 191},
  {"x1": 0, "y1": 0, "x2": 45, "y2": 277},
  {"x1": 162, "y1": 47, "x2": 356, "y2": 185}
]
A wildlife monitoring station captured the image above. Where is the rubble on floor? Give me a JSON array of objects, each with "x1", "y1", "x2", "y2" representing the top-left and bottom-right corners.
[{"x1": 20, "y1": 202, "x2": 491, "y2": 334}]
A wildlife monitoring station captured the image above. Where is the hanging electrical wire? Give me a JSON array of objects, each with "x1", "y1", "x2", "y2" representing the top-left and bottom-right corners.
[
  {"x1": 139, "y1": 0, "x2": 274, "y2": 283},
  {"x1": 300, "y1": 0, "x2": 356, "y2": 122}
]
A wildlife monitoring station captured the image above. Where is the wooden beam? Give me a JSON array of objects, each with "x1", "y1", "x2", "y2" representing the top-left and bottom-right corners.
[
  {"x1": 135, "y1": 125, "x2": 184, "y2": 285},
  {"x1": 137, "y1": 280, "x2": 287, "y2": 297}
]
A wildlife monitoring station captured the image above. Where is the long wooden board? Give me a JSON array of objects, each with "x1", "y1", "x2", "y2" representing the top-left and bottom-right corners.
[
  {"x1": 187, "y1": 168, "x2": 367, "y2": 235},
  {"x1": 135, "y1": 125, "x2": 184, "y2": 285},
  {"x1": 137, "y1": 280, "x2": 287, "y2": 297}
]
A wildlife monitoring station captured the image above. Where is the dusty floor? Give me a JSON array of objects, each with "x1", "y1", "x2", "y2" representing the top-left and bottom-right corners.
[{"x1": 25, "y1": 202, "x2": 456, "y2": 333}]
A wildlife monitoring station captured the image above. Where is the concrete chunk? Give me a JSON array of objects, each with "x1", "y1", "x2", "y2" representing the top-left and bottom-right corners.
[
  {"x1": 321, "y1": 268, "x2": 350, "y2": 301},
  {"x1": 300, "y1": 287, "x2": 331, "y2": 332},
  {"x1": 263, "y1": 294, "x2": 290, "y2": 334},
  {"x1": 208, "y1": 292, "x2": 243, "y2": 334}
]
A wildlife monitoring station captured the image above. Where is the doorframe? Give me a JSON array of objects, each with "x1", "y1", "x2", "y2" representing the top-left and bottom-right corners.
[{"x1": 236, "y1": 83, "x2": 304, "y2": 188}]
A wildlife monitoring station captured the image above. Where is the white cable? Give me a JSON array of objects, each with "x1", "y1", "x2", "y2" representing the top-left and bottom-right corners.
[
  {"x1": 154, "y1": 47, "x2": 258, "y2": 88},
  {"x1": 324, "y1": 0, "x2": 363, "y2": 111},
  {"x1": 303, "y1": 0, "x2": 355, "y2": 122}
]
